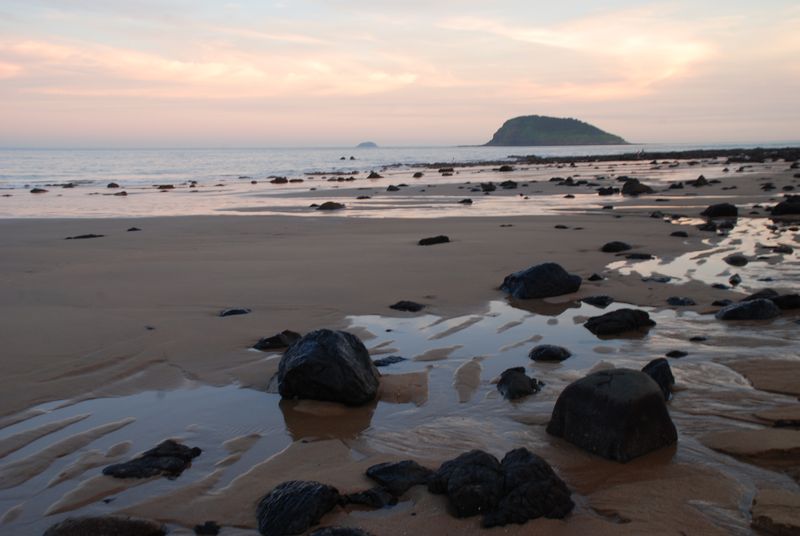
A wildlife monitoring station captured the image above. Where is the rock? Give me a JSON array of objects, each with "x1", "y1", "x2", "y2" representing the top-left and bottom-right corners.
[
  {"x1": 547, "y1": 369, "x2": 677, "y2": 462},
  {"x1": 497, "y1": 367, "x2": 543, "y2": 400},
  {"x1": 584, "y1": 308, "x2": 656, "y2": 337},
  {"x1": 156, "y1": 184, "x2": 174, "y2": 190},
  {"x1": 194, "y1": 521, "x2": 221, "y2": 535},
  {"x1": 750, "y1": 488, "x2": 800, "y2": 536},
  {"x1": 666, "y1": 350, "x2": 688, "y2": 358},
  {"x1": 386, "y1": 185, "x2": 400, "y2": 192},
  {"x1": 712, "y1": 299, "x2": 734, "y2": 307},
  {"x1": 742, "y1": 289, "x2": 780, "y2": 302},
  {"x1": 626, "y1": 253, "x2": 653, "y2": 260},
  {"x1": 367, "y1": 171, "x2": 382, "y2": 179},
  {"x1": 670, "y1": 231, "x2": 689, "y2": 238},
  {"x1": 277, "y1": 329, "x2": 380, "y2": 406},
  {"x1": 355, "y1": 195, "x2": 370, "y2": 200},
  {"x1": 256, "y1": 481, "x2": 340, "y2": 536},
  {"x1": 418, "y1": 235, "x2": 450, "y2": 246},
  {"x1": 689, "y1": 175, "x2": 709, "y2": 187},
  {"x1": 428, "y1": 450, "x2": 505, "y2": 518},
  {"x1": 107, "y1": 182, "x2": 120, "y2": 188},
  {"x1": 701, "y1": 203, "x2": 738, "y2": 218},
  {"x1": 666, "y1": 296, "x2": 696, "y2": 306},
  {"x1": 412, "y1": 172, "x2": 424, "y2": 178},
  {"x1": 697, "y1": 222, "x2": 718, "y2": 232},
  {"x1": 310, "y1": 529, "x2": 374, "y2": 536},
  {"x1": 499, "y1": 180, "x2": 517, "y2": 189},
  {"x1": 254, "y1": 330, "x2": 302, "y2": 351},
  {"x1": 482, "y1": 448, "x2": 574, "y2": 527},
  {"x1": 366, "y1": 460, "x2": 433, "y2": 496},
  {"x1": 372, "y1": 355, "x2": 406, "y2": 367},
  {"x1": 581, "y1": 295, "x2": 613, "y2": 308},
  {"x1": 30, "y1": 187, "x2": 48, "y2": 193},
  {"x1": 729, "y1": 274, "x2": 742, "y2": 286},
  {"x1": 773, "y1": 294, "x2": 800, "y2": 310},
  {"x1": 587, "y1": 273, "x2": 604, "y2": 281},
  {"x1": 480, "y1": 182, "x2": 496, "y2": 192},
  {"x1": 771, "y1": 198, "x2": 800, "y2": 216},
  {"x1": 716, "y1": 299, "x2": 781, "y2": 320},
  {"x1": 438, "y1": 167, "x2": 455, "y2": 173},
  {"x1": 43, "y1": 516, "x2": 165, "y2": 536},
  {"x1": 773, "y1": 244, "x2": 794, "y2": 254},
  {"x1": 127, "y1": 227, "x2": 141, "y2": 232},
  {"x1": 621, "y1": 179, "x2": 654, "y2": 196},
  {"x1": 317, "y1": 202, "x2": 345, "y2": 211},
  {"x1": 724, "y1": 253, "x2": 749, "y2": 266},
  {"x1": 500, "y1": 262, "x2": 581, "y2": 299},
  {"x1": 643, "y1": 275, "x2": 671, "y2": 283},
  {"x1": 554, "y1": 225, "x2": 568, "y2": 229},
  {"x1": 641, "y1": 358, "x2": 675, "y2": 400},
  {"x1": 389, "y1": 300, "x2": 425, "y2": 312},
  {"x1": 690, "y1": 336, "x2": 707, "y2": 342},
  {"x1": 342, "y1": 487, "x2": 397, "y2": 508},
  {"x1": 103, "y1": 440, "x2": 201, "y2": 479},
  {"x1": 65, "y1": 234, "x2": 105, "y2": 240},
  {"x1": 600, "y1": 241, "x2": 632, "y2": 253},
  {"x1": 458, "y1": 198, "x2": 473, "y2": 205},
  {"x1": 528, "y1": 344, "x2": 571, "y2": 362},
  {"x1": 597, "y1": 186, "x2": 618, "y2": 195},
  {"x1": 498, "y1": 165, "x2": 514, "y2": 172},
  {"x1": 219, "y1": 308, "x2": 250, "y2": 317},
  {"x1": 270, "y1": 177, "x2": 289, "y2": 184}
]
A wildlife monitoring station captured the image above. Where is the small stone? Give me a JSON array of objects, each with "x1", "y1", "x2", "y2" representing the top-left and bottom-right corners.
[
  {"x1": 601, "y1": 241, "x2": 632, "y2": 253},
  {"x1": 219, "y1": 308, "x2": 251, "y2": 317},
  {"x1": 666, "y1": 350, "x2": 688, "y2": 358},
  {"x1": 372, "y1": 355, "x2": 407, "y2": 367},
  {"x1": 418, "y1": 235, "x2": 450, "y2": 246},
  {"x1": 528, "y1": 344, "x2": 571, "y2": 362},
  {"x1": 581, "y1": 295, "x2": 614, "y2": 308},
  {"x1": 389, "y1": 300, "x2": 425, "y2": 312}
]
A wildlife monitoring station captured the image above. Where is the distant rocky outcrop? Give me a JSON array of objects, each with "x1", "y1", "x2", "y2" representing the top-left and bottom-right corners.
[
  {"x1": 485, "y1": 115, "x2": 627, "y2": 146},
  {"x1": 356, "y1": 141, "x2": 378, "y2": 148}
]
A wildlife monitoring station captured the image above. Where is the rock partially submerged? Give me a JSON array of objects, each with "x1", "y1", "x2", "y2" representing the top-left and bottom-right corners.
[
  {"x1": 366, "y1": 460, "x2": 433, "y2": 496},
  {"x1": 254, "y1": 330, "x2": 302, "y2": 351},
  {"x1": 715, "y1": 299, "x2": 781, "y2": 320},
  {"x1": 389, "y1": 300, "x2": 425, "y2": 312},
  {"x1": 528, "y1": 344, "x2": 571, "y2": 362},
  {"x1": 43, "y1": 516, "x2": 165, "y2": 536},
  {"x1": 584, "y1": 308, "x2": 656, "y2": 337},
  {"x1": 547, "y1": 369, "x2": 677, "y2": 462},
  {"x1": 277, "y1": 329, "x2": 380, "y2": 406},
  {"x1": 500, "y1": 262, "x2": 581, "y2": 299},
  {"x1": 102, "y1": 440, "x2": 201, "y2": 479},
  {"x1": 428, "y1": 448, "x2": 573, "y2": 527},
  {"x1": 256, "y1": 480, "x2": 340, "y2": 536},
  {"x1": 581, "y1": 295, "x2": 614, "y2": 308},
  {"x1": 497, "y1": 367, "x2": 543, "y2": 400}
]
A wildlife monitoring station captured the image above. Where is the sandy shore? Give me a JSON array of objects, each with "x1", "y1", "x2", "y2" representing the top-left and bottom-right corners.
[{"x1": 1, "y1": 159, "x2": 799, "y2": 534}]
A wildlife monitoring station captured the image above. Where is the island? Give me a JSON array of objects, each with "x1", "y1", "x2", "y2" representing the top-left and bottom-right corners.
[
  {"x1": 484, "y1": 115, "x2": 627, "y2": 146},
  {"x1": 356, "y1": 141, "x2": 378, "y2": 148}
]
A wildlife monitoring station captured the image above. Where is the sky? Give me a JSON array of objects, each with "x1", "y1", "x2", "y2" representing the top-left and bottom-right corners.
[{"x1": 1, "y1": 0, "x2": 798, "y2": 147}]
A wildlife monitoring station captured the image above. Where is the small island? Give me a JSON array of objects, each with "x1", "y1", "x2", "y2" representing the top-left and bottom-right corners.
[
  {"x1": 485, "y1": 115, "x2": 627, "y2": 146},
  {"x1": 356, "y1": 141, "x2": 378, "y2": 148}
]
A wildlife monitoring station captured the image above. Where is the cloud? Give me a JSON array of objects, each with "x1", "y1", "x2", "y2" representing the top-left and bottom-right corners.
[{"x1": 0, "y1": 61, "x2": 22, "y2": 79}]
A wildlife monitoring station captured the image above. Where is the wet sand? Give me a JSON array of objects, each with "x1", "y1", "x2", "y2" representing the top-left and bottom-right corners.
[{"x1": 1, "y1": 158, "x2": 799, "y2": 534}]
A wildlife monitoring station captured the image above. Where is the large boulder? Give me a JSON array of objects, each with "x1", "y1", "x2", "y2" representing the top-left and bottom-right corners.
[
  {"x1": 500, "y1": 262, "x2": 581, "y2": 299},
  {"x1": 428, "y1": 448, "x2": 573, "y2": 527},
  {"x1": 277, "y1": 329, "x2": 380, "y2": 406},
  {"x1": 547, "y1": 369, "x2": 677, "y2": 462},
  {"x1": 701, "y1": 203, "x2": 738, "y2": 218},
  {"x1": 715, "y1": 299, "x2": 781, "y2": 320},
  {"x1": 257, "y1": 481, "x2": 340, "y2": 536},
  {"x1": 584, "y1": 308, "x2": 656, "y2": 337},
  {"x1": 771, "y1": 196, "x2": 800, "y2": 216}
]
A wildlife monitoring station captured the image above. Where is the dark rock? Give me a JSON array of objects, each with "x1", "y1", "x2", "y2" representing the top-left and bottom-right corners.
[
  {"x1": 156, "y1": 184, "x2": 174, "y2": 190},
  {"x1": 356, "y1": 195, "x2": 370, "y2": 200},
  {"x1": 366, "y1": 460, "x2": 433, "y2": 496},
  {"x1": 458, "y1": 198, "x2": 473, "y2": 205},
  {"x1": 697, "y1": 222, "x2": 718, "y2": 232},
  {"x1": 219, "y1": 308, "x2": 251, "y2": 317},
  {"x1": 715, "y1": 299, "x2": 781, "y2": 320},
  {"x1": 772, "y1": 294, "x2": 800, "y2": 310},
  {"x1": 30, "y1": 187, "x2": 49, "y2": 193},
  {"x1": 127, "y1": 227, "x2": 141, "y2": 232},
  {"x1": 103, "y1": 440, "x2": 201, "y2": 479},
  {"x1": 729, "y1": 274, "x2": 742, "y2": 286},
  {"x1": 500, "y1": 262, "x2": 581, "y2": 299},
  {"x1": 278, "y1": 329, "x2": 379, "y2": 406},
  {"x1": 270, "y1": 177, "x2": 289, "y2": 184},
  {"x1": 689, "y1": 175, "x2": 709, "y2": 187},
  {"x1": 498, "y1": 165, "x2": 514, "y2": 172},
  {"x1": 499, "y1": 180, "x2": 517, "y2": 189},
  {"x1": 564, "y1": 194, "x2": 575, "y2": 199},
  {"x1": 480, "y1": 182, "x2": 496, "y2": 192},
  {"x1": 389, "y1": 300, "x2": 425, "y2": 312},
  {"x1": 641, "y1": 358, "x2": 675, "y2": 400},
  {"x1": 427, "y1": 450, "x2": 504, "y2": 518},
  {"x1": 194, "y1": 521, "x2": 221, "y2": 535},
  {"x1": 367, "y1": 171, "x2": 383, "y2": 179},
  {"x1": 528, "y1": 344, "x2": 571, "y2": 362},
  {"x1": 317, "y1": 202, "x2": 345, "y2": 211},
  {"x1": 546, "y1": 369, "x2": 677, "y2": 462},
  {"x1": 342, "y1": 487, "x2": 397, "y2": 508},
  {"x1": 666, "y1": 350, "x2": 688, "y2": 358},
  {"x1": 771, "y1": 198, "x2": 800, "y2": 216},
  {"x1": 690, "y1": 336, "x2": 707, "y2": 342},
  {"x1": 65, "y1": 234, "x2": 105, "y2": 240},
  {"x1": 712, "y1": 283, "x2": 729, "y2": 290},
  {"x1": 584, "y1": 308, "x2": 656, "y2": 337},
  {"x1": 626, "y1": 253, "x2": 653, "y2": 260},
  {"x1": 701, "y1": 203, "x2": 738, "y2": 218},
  {"x1": 724, "y1": 253, "x2": 748, "y2": 266},
  {"x1": 418, "y1": 235, "x2": 450, "y2": 246},
  {"x1": 413, "y1": 172, "x2": 424, "y2": 178},
  {"x1": 256, "y1": 481, "x2": 340, "y2": 536},
  {"x1": 621, "y1": 179, "x2": 654, "y2": 196},
  {"x1": 310, "y1": 528, "x2": 374, "y2": 536},
  {"x1": 597, "y1": 186, "x2": 618, "y2": 196},
  {"x1": 643, "y1": 275, "x2": 671, "y2": 283},
  {"x1": 671, "y1": 231, "x2": 689, "y2": 238},
  {"x1": 482, "y1": 448, "x2": 574, "y2": 527},
  {"x1": 254, "y1": 330, "x2": 302, "y2": 351},
  {"x1": 554, "y1": 225, "x2": 568, "y2": 229},
  {"x1": 773, "y1": 244, "x2": 794, "y2": 254},
  {"x1": 666, "y1": 296, "x2": 696, "y2": 306},
  {"x1": 587, "y1": 273, "x2": 604, "y2": 281},
  {"x1": 497, "y1": 367, "x2": 543, "y2": 400},
  {"x1": 43, "y1": 516, "x2": 166, "y2": 536},
  {"x1": 601, "y1": 241, "x2": 632, "y2": 253},
  {"x1": 741, "y1": 289, "x2": 780, "y2": 302},
  {"x1": 712, "y1": 299, "x2": 734, "y2": 307},
  {"x1": 668, "y1": 182, "x2": 684, "y2": 190},
  {"x1": 582, "y1": 295, "x2": 614, "y2": 308},
  {"x1": 386, "y1": 185, "x2": 400, "y2": 192},
  {"x1": 438, "y1": 167, "x2": 454, "y2": 173},
  {"x1": 372, "y1": 355, "x2": 406, "y2": 367},
  {"x1": 107, "y1": 182, "x2": 120, "y2": 188}
]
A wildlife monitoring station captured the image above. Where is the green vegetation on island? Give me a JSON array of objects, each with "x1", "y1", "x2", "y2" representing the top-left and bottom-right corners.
[{"x1": 485, "y1": 115, "x2": 627, "y2": 146}]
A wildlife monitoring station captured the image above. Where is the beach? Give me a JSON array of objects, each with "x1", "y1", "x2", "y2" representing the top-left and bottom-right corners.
[{"x1": 1, "y1": 155, "x2": 799, "y2": 534}]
